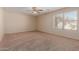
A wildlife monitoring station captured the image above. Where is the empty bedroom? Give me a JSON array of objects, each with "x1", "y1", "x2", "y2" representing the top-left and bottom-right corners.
[{"x1": 0, "y1": 7, "x2": 79, "y2": 51}]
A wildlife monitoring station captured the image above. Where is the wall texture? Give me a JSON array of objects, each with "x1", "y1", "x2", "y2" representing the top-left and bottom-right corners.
[
  {"x1": 37, "y1": 8, "x2": 79, "y2": 40},
  {"x1": 0, "y1": 8, "x2": 4, "y2": 41},
  {"x1": 4, "y1": 10, "x2": 36, "y2": 33}
]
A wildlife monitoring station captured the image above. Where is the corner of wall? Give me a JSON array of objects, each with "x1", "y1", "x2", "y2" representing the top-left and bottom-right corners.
[{"x1": 35, "y1": 16, "x2": 39, "y2": 31}]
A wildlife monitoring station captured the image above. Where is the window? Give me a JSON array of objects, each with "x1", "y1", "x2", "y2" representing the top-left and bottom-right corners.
[
  {"x1": 64, "y1": 11, "x2": 77, "y2": 30},
  {"x1": 55, "y1": 13, "x2": 63, "y2": 29},
  {"x1": 55, "y1": 11, "x2": 78, "y2": 31}
]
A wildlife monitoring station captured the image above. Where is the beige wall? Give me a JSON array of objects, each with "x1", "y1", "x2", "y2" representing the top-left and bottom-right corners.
[
  {"x1": 4, "y1": 10, "x2": 36, "y2": 33},
  {"x1": 37, "y1": 13, "x2": 53, "y2": 33},
  {"x1": 0, "y1": 8, "x2": 4, "y2": 41},
  {"x1": 37, "y1": 8, "x2": 79, "y2": 40}
]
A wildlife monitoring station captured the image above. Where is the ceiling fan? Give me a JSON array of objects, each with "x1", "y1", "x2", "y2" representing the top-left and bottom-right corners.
[{"x1": 32, "y1": 7, "x2": 44, "y2": 14}]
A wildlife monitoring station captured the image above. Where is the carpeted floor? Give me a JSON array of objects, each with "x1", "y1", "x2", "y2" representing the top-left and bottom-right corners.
[{"x1": 0, "y1": 32, "x2": 79, "y2": 51}]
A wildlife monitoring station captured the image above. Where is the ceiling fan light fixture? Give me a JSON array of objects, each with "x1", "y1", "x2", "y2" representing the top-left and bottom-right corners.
[{"x1": 32, "y1": 7, "x2": 44, "y2": 14}]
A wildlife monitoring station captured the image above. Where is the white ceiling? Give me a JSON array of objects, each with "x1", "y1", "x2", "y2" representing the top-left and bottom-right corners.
[{"x1": 4, "y1": 7, "x2": 63, "y2": 16}]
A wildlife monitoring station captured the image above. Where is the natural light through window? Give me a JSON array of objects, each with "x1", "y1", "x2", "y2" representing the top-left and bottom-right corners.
[
  {"x1": 55, "y1": 11, "x2": 78, "y2": 31},
  {"x1": 64, "y1": 11, "x2": 77, "y2": 30},
  {"x1": 55, "y1": 13, "x2": 63, "y2": 29}
]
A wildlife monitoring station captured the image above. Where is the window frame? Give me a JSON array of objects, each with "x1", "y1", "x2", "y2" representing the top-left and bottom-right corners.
[
  {"x1": 54, "y1": 13, "x2": 64, "y2": 30},
  {"x1": 54, "y1": 9, "x2": 78, "y2": 32},
  {"x1": 63, "y1": 10, "x2": 78, "y2": 31}
]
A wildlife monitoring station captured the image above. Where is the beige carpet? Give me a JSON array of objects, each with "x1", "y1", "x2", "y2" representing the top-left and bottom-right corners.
[{"x1": 0, "y1": 32, "x2": 79, "y2": 51}]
